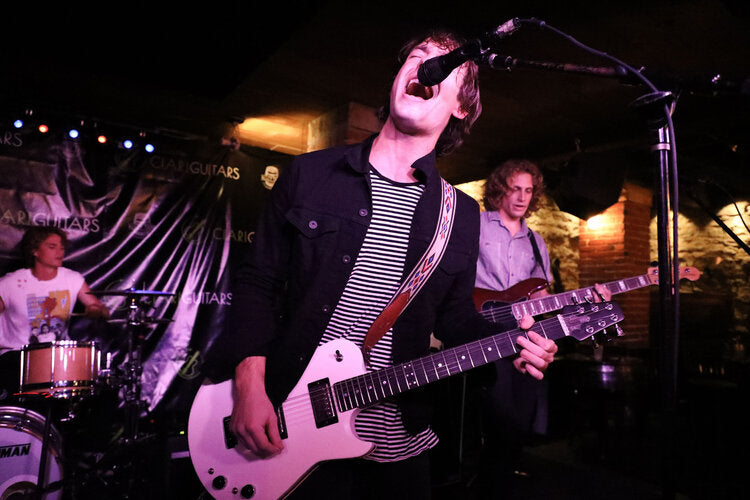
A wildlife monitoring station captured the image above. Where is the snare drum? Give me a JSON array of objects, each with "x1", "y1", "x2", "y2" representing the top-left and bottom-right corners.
[
  {"x1": 21, "y1": 341, "x2": 101, "y2": 398},
  {"x1": 0, "y1": 406, "x2": 63, "y2": 499}
]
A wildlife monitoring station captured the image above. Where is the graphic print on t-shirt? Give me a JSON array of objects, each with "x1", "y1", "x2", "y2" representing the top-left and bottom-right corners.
[{"x1": 25, "y1": 290, "x2": 72, "y2": 343}]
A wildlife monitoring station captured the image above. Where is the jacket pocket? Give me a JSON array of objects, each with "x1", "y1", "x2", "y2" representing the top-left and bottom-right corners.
[{"x1": 285, "y1": 207, "x2": 341, "y2": 238}]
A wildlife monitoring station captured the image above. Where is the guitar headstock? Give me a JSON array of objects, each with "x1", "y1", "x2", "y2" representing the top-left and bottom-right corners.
[
  {"x1": 559, "y1": 301, "x2": 624, "y2": 343},
  {"x1": 646, "y1": 265, "x2": 702, "y2": 285}
]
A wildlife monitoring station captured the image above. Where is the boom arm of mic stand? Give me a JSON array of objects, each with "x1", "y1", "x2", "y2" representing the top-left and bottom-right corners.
[{"x1": 484, "y1": 53, "x2": 630, "y2": 80}]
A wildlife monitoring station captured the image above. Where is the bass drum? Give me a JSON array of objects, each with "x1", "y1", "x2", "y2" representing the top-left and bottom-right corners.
[{"x1": 0, "y1": 406, "x2": 63, "y2": 499}]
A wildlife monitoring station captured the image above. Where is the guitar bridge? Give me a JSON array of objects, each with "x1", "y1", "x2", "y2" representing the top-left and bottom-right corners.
[{"x1": 308, "y1": 378, "x2": 338, "y2": 428}]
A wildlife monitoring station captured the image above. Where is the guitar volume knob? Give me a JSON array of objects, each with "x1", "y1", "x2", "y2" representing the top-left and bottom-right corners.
[
  {"x1": 212, "y1": 475, "x2": 227, "y2": 490},
  {"x1": 241, "y1": 484, "x2": 256, "y2": 498}
]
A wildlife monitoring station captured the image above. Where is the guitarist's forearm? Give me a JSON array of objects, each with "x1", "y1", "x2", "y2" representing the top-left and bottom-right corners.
[{"x1": 235, "y1": 356, "x2": 268, "y2": 394}]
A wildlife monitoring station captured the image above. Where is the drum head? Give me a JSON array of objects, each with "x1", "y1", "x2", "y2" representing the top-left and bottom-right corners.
[{"x1": 0, "y1": 406, "x2": 63, "y2": 500}]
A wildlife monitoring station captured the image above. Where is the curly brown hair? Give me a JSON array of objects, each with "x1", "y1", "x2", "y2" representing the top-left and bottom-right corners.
[
  {"x1": 483, "y1": 159, "x2": 545, "y2": 217},
  {"x1": 20, "y1": 226, "x2": 68, "y2": 267},
  {"x1": 377, "y1": 28, "x2": 482, "y2": 157}
]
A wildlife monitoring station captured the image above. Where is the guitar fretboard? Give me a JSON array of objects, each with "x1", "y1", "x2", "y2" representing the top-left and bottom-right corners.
[
  {"x1": 332, "y1": 313, "x2": 570, "y2": 412},
  {"x1": 484, "y1": 274, "x2": 652, "y2": 323}
]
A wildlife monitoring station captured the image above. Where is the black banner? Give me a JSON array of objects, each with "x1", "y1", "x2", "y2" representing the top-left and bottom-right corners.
[{"x1": 0, "y1": 122, "x2": 290, "y2": 419}]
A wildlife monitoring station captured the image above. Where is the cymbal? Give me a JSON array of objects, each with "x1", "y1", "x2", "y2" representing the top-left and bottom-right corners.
[
  {"x1": 107, "y1": 318, "x2": 174, "y2": 325},
  {"x1": 88, "y1": 288, "x2": 175, "y2": 297}
]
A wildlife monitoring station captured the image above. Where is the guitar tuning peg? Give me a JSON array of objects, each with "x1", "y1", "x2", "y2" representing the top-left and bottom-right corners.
[
  {"x1": 615, "y1": 324, "x2": 625, "y2": 337},
  {"x1": 591, "y1": 336, "x2": 599, "y2": 349}
]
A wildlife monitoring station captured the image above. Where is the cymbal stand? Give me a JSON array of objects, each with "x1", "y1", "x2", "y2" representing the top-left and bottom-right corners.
[
  {"x1": 121, "y1": 295, "x2": 148, "y2": 442},
  {"x1": 32, "y1": 402, "x2": 55, "y2": 499}
]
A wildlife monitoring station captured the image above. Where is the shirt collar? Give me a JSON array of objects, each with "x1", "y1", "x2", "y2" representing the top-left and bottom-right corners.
[
  {"x1": 345, "y1": 133, "x2": 438, "y2": 183},
  {"x1": 487, "y1": 210, "x2": 529, "y2": 234}
]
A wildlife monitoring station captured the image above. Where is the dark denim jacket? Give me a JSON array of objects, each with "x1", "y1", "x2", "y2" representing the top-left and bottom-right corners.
[{"x1": 205, "y1": 135, "x2": 510, "y2": 431}]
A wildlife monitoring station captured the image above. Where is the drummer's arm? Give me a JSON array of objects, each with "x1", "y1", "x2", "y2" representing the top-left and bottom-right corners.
[{"x1": 77, "y1": 283, "x2": 110, "y2": 319}]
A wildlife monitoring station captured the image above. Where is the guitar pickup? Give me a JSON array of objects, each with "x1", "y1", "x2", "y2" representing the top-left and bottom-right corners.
[
  {"x1": 276, "y1": 405, "x2": 288, "y2": 439},
  {"x1": 223, "y1": 416, "x2": 237, "y2": 449},
  {"x1": 308, "y1": 378, "x2": 338, "y2": 428},
  {"x1": 222, "y1": 407, "x2": 288, "y2": 450}
]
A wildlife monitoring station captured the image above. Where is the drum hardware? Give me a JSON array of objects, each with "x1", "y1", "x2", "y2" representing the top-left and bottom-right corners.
[
  {"x1": 87, "y1": 288, "x2": 175, "y2": 443},
  {"x1": 1, "y1": 288, "x2": 177, "y2": 499},
  {"x1": 86, "y1": 287, "x2": 175, "y2": 298}
]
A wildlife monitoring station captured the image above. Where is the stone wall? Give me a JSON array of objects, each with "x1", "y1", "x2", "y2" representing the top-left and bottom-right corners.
[
  {"x1": 456, "y1": 180, "x2": 581, "y2": 293},
  {"x1": 649, "y1": 201, "x2": 750, "y2": 337}
]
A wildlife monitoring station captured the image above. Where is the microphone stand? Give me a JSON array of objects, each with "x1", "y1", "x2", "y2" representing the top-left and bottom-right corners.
[
  {"x1": 483, "y1": 54, "x2": 629, "y2": 80},
  {"x1": 484, "y1": 18, "x2": 682, "y2": 498}
]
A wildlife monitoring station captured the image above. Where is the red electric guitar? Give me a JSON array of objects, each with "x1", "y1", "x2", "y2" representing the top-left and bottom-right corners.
[{"x1": 473, "y1": 265, "x2": 701, "y2": 323}]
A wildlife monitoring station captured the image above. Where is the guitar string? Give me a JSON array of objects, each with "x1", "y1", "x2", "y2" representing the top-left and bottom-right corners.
[
  {"x1": 476, "y1": 277, "x2": 640, "y2": 319},
  {"x1": 293, "y1": 319, "x2": 564, "y2": 414},
  {"x1": 327, "y1": 320, "x2": 563, "y2": 411},
  {"x1": 223, "y1": 308, "x2": 616, "y2": 438},
  {"x1": 277, "y1": 308, "x2": 612, "y2": 419}
]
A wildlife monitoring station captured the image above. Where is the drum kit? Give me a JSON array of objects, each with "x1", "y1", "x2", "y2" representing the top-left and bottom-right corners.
[{"x1": 0, "y1": 288, "x2": 174, "y2": 499}]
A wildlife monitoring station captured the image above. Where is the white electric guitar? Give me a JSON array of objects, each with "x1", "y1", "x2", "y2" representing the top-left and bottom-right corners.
[{"x1": 188, "y1": 302, "x2": 623, "y2": 500}]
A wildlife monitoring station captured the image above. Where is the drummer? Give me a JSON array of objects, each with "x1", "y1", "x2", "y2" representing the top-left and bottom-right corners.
[{"x1": 0, "y1": 226, "x2": 109, "y2": 400}]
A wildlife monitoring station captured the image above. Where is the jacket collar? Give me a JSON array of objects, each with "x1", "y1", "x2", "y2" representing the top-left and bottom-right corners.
[{"x1": 345, "y1": 134, "x2": 438, "y2": 184}]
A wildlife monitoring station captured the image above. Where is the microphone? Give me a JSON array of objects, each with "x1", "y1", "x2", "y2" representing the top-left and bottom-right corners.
[
  {"x1": 491, "y1": 17, "x2": 521, "y2": 40},
  {"x1": 417, "y1": 18, "x2": 521, "y2": 86},
  {"x1": 417, "y1": 39, "x2": 482, "y2": 87}
]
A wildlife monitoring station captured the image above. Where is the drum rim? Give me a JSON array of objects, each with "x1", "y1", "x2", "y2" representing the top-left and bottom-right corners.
[
  {"x1": 21, "y1": 380, "x2": 96, "y2": 392},
  {"x1": 0, "y1": 405, "x2": 63, "y2": 456},
  {"x1": 21, "y1": 340, "x2": 99, "y2": 351}
]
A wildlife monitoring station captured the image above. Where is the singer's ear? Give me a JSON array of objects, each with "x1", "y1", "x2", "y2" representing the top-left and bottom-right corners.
[{"x1": 452, "y1": 106, "x2": 469, "y2": 120}]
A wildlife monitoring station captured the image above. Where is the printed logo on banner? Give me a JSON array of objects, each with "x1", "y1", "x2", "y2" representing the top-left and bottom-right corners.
[
  {"x1": 261, "y1": 165, "x2": 279, "y2": 190},
  {"x1": 129, "y1": 213, "x2": 155, "y2": 237},
  {"x1": 0, "y1": 211, "x2": 101, "y2": 233},
  {"x1": 148, "y1": 155, "x2": 242, "y2": 181},
  {"x1": 180, "y1": 217, "x2": 254, "y2": 244},
  {"x1": 179, "y1": 291, "x2": 232, "y2": 306},
  {"x1": 0, "y1": 130, "x2": 23, "y2": 147},
  {"x1": 177, "y1": 348, "x2": 204, "y2": 380}
]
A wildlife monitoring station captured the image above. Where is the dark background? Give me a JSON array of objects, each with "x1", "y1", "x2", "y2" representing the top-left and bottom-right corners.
[{"x1": 2, "y1": 0, "x2": 749, "y2": 201}]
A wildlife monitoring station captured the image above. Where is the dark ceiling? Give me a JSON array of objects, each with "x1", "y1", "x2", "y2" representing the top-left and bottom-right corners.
[{"x1": 2, "y1": 0, "x2": 750, "y2": 208}]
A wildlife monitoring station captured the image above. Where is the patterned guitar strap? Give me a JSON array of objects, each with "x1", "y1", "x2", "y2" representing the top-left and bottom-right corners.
[{"x1": 362, "y1": 178, "x2": 457, "y2": 365}]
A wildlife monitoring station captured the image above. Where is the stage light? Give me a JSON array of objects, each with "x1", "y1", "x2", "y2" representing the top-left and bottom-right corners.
[
  {"x1": 38, "y1": 124, "x2": 49, "y2": 133},
  {"x1": 68, "y1": 129, "x2": 80, "y2": 139},
  {"x1": 122, "y1": 139, "x2": 134, "y2": 149},
  {"x1": 97, "y1": 135, "x2": 107, "y2": 144},
  {"x1": 13, "y1": 119, "x2": 23, "y2": 128},
  {"x1": 586, "y1": 213, "x2": 612, "y2": 231},
  {"x1": 145, "y1": 143, "x2": 155, "y2": 153}
]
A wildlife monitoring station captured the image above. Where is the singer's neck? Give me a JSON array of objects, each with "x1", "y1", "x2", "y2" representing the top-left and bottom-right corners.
[{"x1": 370, "y1": 121, "x2": 436, "y2": 183}]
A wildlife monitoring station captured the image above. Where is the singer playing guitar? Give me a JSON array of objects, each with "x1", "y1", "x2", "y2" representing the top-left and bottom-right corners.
[{"x1": 201, "y1": 28, "x2": 558, "y2": 499}]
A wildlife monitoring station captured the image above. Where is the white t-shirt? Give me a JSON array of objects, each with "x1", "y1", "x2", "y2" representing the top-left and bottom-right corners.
[{"x1": 0, "y1": 267, "x2": 85, "y2": 354}]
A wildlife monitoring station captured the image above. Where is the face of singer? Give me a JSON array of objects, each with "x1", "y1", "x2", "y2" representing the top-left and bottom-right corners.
[
  {"x1": 388, "y1": 39, "x2": 469, "y2": 138},
  {"x1": 33, "y1": 234, "x2": 65, "y2": 269},
  {"x1": 497, "y1": 172, "x2": 534, "y2": 221}
]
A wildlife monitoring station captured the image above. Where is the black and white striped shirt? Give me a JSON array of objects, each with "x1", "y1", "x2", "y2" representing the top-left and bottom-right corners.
[{"x1": 320, "y1": 168, "x2": 439, "y2": 462}]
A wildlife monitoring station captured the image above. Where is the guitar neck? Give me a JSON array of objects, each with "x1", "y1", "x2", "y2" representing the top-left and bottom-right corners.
[
  {"x1": 332, "y1": 313, "x2": 567, "y2": 412},
  {"x1": 509, "y1": 273, "x2": 652, "y2": 319}
]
